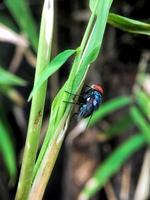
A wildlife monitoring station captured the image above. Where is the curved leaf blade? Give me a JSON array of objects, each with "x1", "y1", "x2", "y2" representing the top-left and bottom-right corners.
[
  {"x1": 0, "y1": 120, "x2": 17, "y2": 179},
  {"x1": 28, "y1": 49, "x2": 76, "y2": 101},
  {"x1": 0, "y1": 67, "x2": 26, "y2": 86},
  {"x1": 108, "y1": 13, "x2": 150, "y2": 35}
]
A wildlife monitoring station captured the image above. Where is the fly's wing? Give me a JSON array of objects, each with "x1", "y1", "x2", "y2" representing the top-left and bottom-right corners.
[{"x1": 77, "y1": 103, "x2": 94, "y2": 121}]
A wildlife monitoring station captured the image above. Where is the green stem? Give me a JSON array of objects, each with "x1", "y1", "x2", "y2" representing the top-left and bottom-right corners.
[
  {"x1": 80, "y1": 0, "x2": 98, "y2": 54},
  {"x1": 15, "y1": 1, "x2": 54, "y2": 199},
  {"x1": 28, "y1": 113, "x2": 70, "y2": 200}
]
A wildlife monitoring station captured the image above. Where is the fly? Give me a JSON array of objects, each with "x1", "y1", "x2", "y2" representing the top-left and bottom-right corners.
[{"x1": 64, "y1": 84, "x2": 104, "y2": 122}]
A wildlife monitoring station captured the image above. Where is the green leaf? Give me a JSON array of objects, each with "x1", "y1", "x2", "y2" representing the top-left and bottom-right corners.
[
  {"x1": 72, "y1": 46, "x2": 100, "y2": 92},
  {"x1": 130, "y1": 106, "x2": 150, "y2": 143},
  {"x1": 87, "y1": 0, "x2": 113, "y2": 62},
  {"x1": 89, "y1": 96, "x2": 132, "y2": 126},
  {"x1": 0, "y1": 67, "x2": 26, "y2": 86},
  {"x1": 108, "y1": 13, "x2": 150, "y2": 35},
  {"x1": 89, "y1": 0, "x2": 102, "y2": 16},
  {"x1": 0, "y1": 120, "x2": 17, "y2": 178},
  {"x1": 79, "y1": 134, "x2": 146, "y2": 200},
  {"x1": 4, "y1": 0, "x2": 38, "y2": 51},
  {"x1": 89, "y1": 0, "x2": 113, "y2": 17},
  {"x1": 28, "y1": 49, "x2": 76, "y2": 101}
]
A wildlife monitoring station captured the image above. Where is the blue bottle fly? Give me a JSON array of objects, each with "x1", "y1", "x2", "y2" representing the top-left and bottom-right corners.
[{"x1": 76, "y1": 84, "x2": 103, "y2": 121}]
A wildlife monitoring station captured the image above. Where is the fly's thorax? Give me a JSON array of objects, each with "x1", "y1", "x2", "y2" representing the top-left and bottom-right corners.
[
  {"x1": 91, "y1": 91, "x2": 102, "y2": 110},
  {"x1": 94, "y1": 91, "x2": 102, "y2": 101}
]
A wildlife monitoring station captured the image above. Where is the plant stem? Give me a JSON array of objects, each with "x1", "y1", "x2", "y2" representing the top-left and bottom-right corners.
[
  {"x1": 28, "y1": 113, "x2": 70, "y2": 200},
  {"x1": 80, "y1": 0, "x2": 98, "y2": 54},
  {"x1": 15, "y1": 0, "x2": 54, "y2": 199}
]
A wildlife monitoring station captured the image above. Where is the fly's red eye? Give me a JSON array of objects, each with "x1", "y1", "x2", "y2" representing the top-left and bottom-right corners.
[{"x1": 91, "y1": 84, "x2": 103, "y2": 94}]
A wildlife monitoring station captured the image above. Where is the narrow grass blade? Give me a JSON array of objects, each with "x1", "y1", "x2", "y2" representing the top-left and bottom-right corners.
[
  {"x1": 89, "y1": 96, "x2": 132, "y2": 126},
  {"x1": 4, "y1": 0, "x2": 38, "y2": 51},
  {"x1": 86, "y1": 0, "x2": 113, "y2": 63},
  {"x1": 0, "y1": 120, "x2": 16, "y2": 179},
  {"x1": 130, "y1": 106, "x2": 150, "y2": 143},
  {"x1": 79, "y1": 134, "x2": 146, "y2": 200},
  {"x1": 108, "y1": 13, "x2": 150, "y2": 35},
  {"x1": 28, "y1": 49, "x2": 76, "y2": 101},
  {"x1": 89, "y1": 0, "x2": 113, "y2": 17},
  {"x1": 0, "y1": 67, "x2": 26, "y2": 86},
  {"x1": 89, "y1": 0, "x2": 99, "y2": 14},
  {"x1": 72, "y1": 46, "x2": 99, "y2": 92}
]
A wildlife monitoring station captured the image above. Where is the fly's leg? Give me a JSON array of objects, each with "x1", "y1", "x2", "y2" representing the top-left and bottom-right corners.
[
  {"x1": 63, "y1": 100, "x2": 80, "y2": 105},
  {"x1": 64, "y1": 90, "x2": 82, "y2": 97},
  {"x1": 65, "y1": 84, "x2": 92, "y2": 98}
]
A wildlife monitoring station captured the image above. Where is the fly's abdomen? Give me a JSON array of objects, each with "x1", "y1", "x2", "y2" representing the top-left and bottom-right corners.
[{"x1": 77, "y1": 103, "x2": 93, "y2": 121}]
